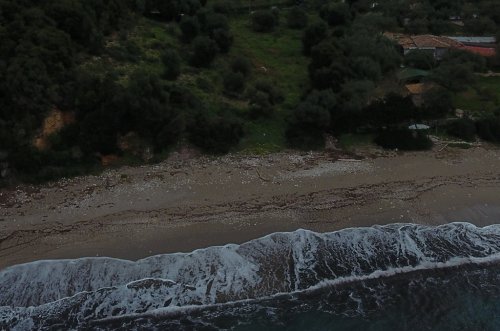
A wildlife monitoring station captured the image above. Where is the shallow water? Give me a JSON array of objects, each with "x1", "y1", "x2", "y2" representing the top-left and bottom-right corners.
[{"x1": 1, "y1": 222, "x2": 500, "y2": 330}]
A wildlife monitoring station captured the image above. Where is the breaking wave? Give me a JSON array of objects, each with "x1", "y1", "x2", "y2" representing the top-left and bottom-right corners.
[{"x1": 2, "y1": 222, "x2": 500, "y2": 330}]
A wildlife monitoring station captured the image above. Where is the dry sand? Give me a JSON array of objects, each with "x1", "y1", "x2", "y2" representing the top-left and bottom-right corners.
[{"x1": 1, "y1": 146, "x2": 500, "y2": 269}]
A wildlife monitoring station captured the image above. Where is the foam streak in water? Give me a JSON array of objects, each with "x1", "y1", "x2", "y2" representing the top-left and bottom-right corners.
[{"x1": 1, "y1": 222, "x2": 500, "y2": 329}]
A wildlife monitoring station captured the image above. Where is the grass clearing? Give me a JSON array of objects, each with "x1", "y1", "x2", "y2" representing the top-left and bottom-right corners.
[
  {"x1": 229, "y1": 14, "x2": 309, "y2": 152},
  {"x1": 454, "y1": 76, "x2": 500, "y2": 115},
  {"x1": 80, "y1": 13, "x2": 309, "y2": 153},
  {"x1": 230, "y1": 15, "x2": 309, "y2": 108}
]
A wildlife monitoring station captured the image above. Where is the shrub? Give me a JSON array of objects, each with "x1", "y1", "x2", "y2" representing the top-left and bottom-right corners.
[
  {"x1": 212, "y1": 28, "x2": 233, "y2": 53},
  {"x1": 375, "y1": 129, "x2": 433, "y2": 151},
  {"x1": 476, "y1": 116, "x2": 500, "y2": 142},
  {"x1": 190, "y1": 36, "x2": 219, "y2": 67},
  {"x1": 252, "y1": 79, "x2": 284, "y2": 105},
  {"x1": 246, "y1": 80, "x2": 284, "y2": 118},
  {"x1": 464, "y1": 17, "x2": 496, "y2": 35},
  {"x1": 446, "y1": 118, "x2": 476, "y2": 142},
  {"x1": 364, "y1": 93, "x2": 417, "y2": 127},
  {"x1": 251, "y1": 10, "x2": 278, "y2": 33},
  {"x1": 351, "y1": 56, "x2": 382, "y2": 81},
  {"x1": 205, "y1": 13, "x2": 229, "y2": 34},
  {"x1": 431, "y1": 63, "x2": 475, "y2": 92},
  {"x1": 230, "y1": 56, "x2": 252, "y2": 77},
  {"x1": 223, "y1": 71, "x2": 246, "y2": 96},
  {"x1": 442, "y1": 49, "x2": 487, "y2": 73},
  {"x1": 179, "y1": 16, "x2": 200, "y2": 43},
  {"x1": 422, "y1": 88, "x2": 454, "y2": 119},
  {"x1": 161, "y1": 49, "x2": 181, "y2": 80},
  {"x1": 188, "y1": 113, "x2": 244, "y2": 154},
  {"x1": 405, "y1": 50, "x2": 435, "y2": 70},
  {"x1": 287, "y1": 6, "x2": 308, "y2": 29},
  {"x1": 212, "y1": 1, "x2": 232, "y2": 14},
  {"x1": 302, "y1": 21, "x2": 328, "y2": 55},
  {"x1": 286, "y1": 101, "x2": 331, "y2": 150},
  {"x1": 320, "y1": 2, "x2": 351, "y2": 26}
]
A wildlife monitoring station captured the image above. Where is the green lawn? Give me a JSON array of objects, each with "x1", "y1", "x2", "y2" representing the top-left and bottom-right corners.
[
  {"x1": 454, "y1": 76, "x2": 500, "y2": 115},
  {"x1": 229, "y1": 15, "x2": 309, "y2": 108},
  {"x1": 229, "y1": 14, "x2": 309, "y2": 153}
]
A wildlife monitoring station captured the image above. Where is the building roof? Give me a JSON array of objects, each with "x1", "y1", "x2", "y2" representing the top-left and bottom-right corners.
[
  {"x1": 463, "y1": 45, "x2": 496, "y2": 57},
  {"x1": 385, "y1": 33, "x2": 464, "y2": 50},
  {"x1": 412, "y1": 35, "x2": 463, "y2": 49},
  {"x1": 447, "y1": 36, "x2": 496, "y2": 44},
  {"x1": 397, "y1": 68, "x2": 430, "y2": 81},
  {"x1": 405, "y1": 83, "x2": 432, "y2": 95}
]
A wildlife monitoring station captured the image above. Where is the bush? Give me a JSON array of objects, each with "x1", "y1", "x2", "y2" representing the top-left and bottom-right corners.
[
  {"x1": 246, "y1": 80, "x2": 284, "y2": 118},
  {"x1": 190, "y1": 36, "x2": 219, "y2": 67},
  {"x1": 464, "y1": 17, "x2": 496, "y2": 35},
  {"x1": 446, "y1": 118, "x2": 476, "y2": 142},
  {"x1": 405, "y1": 50, "x2": 435, "y2": 70},
  {"x1": 248, "y1": 91, "x2": 273, "y2": 118},
  {"x1": 476, "y1": 116, "x2": 500, "y2": 142},
  {"x1": 364, "y1": 93, "x2": 417, "y2": 127},
  {"x1": 286, "y1": 100, "x2": 331, "y2": 149},
  {"x1": 212, "y1": 1, "x2": 232, "y2": 14},
  {"x1": 230, "y1": 56, "x2": 252, "y2": 77},
  {"x1": 442, "y1": 49, "x2": 487, "y2": 73},
  {"x1": 212, "y1": 28, "x2": 233, "y2": 53},
  {"x1": 161, "y1": 49, "x2": 181, "y2": 80},
  {"x1": 179, "y1": 16, "x2": 200, "y2": 43},
  {"x1": 251, "y1": 10, "x2": 278, "y2": 33},
  {"x1": 351, "y1": 57, "x2": 382, "y2": 81},
  {"x1": 422, "y1": 88, "x2": 454, "y2": 119},
  {"x1": 252, "y1": 79, "x2": 284, "y2": 105},
  {"x1": 302, "y1": 21, "x2": 328, "y2": 55},
  {"x1": 431, "y1": 63, "x2": 475, "y2": 92},
  {"x1": 320, "y1": 2, "x2": 351, "y2": 26},
  {"x1": 188, "y1": 112, "x2": 244, "y2": 154},
  {"x1": 223, "y1": 71, "x2": 246, "y2": 96},
  {"x1": 287, "y1": 6, "x2": 308, "y2": 29},
  {"x1": 205, "y1": 13, "x2": 229, "y2": 34},
  {"x1": 375, "y1": 129, "x2": 433, "y2": 151}
]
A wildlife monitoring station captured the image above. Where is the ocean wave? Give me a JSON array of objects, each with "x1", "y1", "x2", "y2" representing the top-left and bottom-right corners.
[{"x1": 2, "y1": 222, "x2": 500, "y2": 329}]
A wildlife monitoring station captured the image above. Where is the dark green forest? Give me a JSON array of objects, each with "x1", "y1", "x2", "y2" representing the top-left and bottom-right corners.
[{"x1": 1, "y1": 0, "x2": 500, "y2": 185}]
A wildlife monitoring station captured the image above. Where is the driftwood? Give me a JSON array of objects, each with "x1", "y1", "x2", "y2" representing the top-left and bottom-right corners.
[
  {"x1": 338, "y1": 158, "x2": 363, "y2": 162},
  {"x1": 256, "y1": 169, "x2": 271, "y2": 182}
]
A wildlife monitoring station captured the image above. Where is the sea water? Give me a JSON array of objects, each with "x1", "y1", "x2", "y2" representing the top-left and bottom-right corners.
[{"x1": 1, "y1": 223, "x2": 500, "y2": 330}]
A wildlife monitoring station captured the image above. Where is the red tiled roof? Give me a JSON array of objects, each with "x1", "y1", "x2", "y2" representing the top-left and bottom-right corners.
[
  {"x1": 384, "y1": 33, "x2": 464, "y2": 50},
  {"x1": 411, "y1": 35, "x2": 463, "y2": 49},
  {"x1": 463, "y1": 46, "x2": 496, "y2": 57}
]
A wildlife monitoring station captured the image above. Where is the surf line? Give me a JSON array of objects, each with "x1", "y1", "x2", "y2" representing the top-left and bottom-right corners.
[{"x1": 90, "y1": 252, "x2": 500, "y2": 325}]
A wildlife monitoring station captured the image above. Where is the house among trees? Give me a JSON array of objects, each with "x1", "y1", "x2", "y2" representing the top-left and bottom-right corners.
[
  {"x1": 385, "y1": 33, "x2": 464, "y2": 60},
  {"x1": 386, "y1": 33, "x2": 497, "y2": 59}
]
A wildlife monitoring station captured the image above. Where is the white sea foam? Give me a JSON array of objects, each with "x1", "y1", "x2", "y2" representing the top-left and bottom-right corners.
[{"x1": 2, "y1": 222, "x2": 500, "y2": 329}]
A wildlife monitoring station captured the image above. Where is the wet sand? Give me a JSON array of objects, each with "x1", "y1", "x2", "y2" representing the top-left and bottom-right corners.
[{"x1": 1, "y1": 147, "x2": 500, "y2": 269}]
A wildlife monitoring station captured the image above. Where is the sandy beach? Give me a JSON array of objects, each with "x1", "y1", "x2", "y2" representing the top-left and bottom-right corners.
[{"x1": 1, "y1": 146, "x2": 500, "y2": 269}]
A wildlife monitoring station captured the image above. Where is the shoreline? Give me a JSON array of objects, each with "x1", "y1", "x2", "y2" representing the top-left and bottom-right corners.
[{"x1": 1, "y1": 146, "x2": 500, "y2": 269}]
